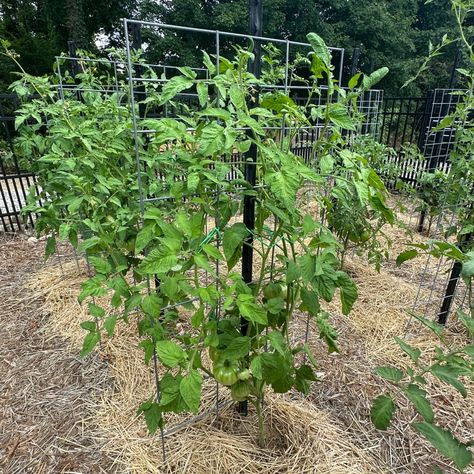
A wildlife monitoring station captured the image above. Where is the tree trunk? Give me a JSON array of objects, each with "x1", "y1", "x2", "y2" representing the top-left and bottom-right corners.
[{"x1": 65, "y1": 0, "x2": 88, "y2": 48}]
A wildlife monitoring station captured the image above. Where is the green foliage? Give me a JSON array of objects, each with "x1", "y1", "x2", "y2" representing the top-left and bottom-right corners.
[
  {"x1": 324, "y1": 139, "x2": 395, "y2": 270},
  {"x1": 375, "y1": 238, "x2": 474, "y2": 471},
  {"x1": 375, "y1": 6, "x2": 474, "y2": 446},
  {"x1": 370, "y1": 394, "x2": 396, "y2": 430},
  {"x1": 413, "y1": 422, "x2": 472, "y2": 472},
  {"x1": 371, "y1": 308, "x2": 473, "y2": 469},
  {"x1": 11, "y1": 34, "x2": 395, "y2": 448}
]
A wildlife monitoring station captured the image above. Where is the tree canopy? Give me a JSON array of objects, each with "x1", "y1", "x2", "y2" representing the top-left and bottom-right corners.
[{"x1": 0, "y1": 0, "x2": 462, "y2": 95}]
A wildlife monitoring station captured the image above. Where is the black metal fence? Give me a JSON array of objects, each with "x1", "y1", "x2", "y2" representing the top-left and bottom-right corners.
[
  {"x1": 377, "y1": 89, "x2": 461, "y2": 189},
  {"x1": 0, "y1": 93, "x2": 38, "y2": 232},
  {"x1": 0, "y1": 87, "x2": 463, "y2": 233}
]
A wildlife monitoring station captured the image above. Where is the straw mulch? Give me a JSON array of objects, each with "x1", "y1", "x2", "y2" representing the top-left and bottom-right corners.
[
  {"x1": 0, "y1": 234, "x2": 115, "y2": 473},
  {"x1": 2, "y1": 199, "x2": 474, "y2": 473},
  {"x1": 26, "y1": 260, "x2": 383, "y2": 473},
  {"x1": 302, "y1": 253, "x2": 474, "y2": 474}
]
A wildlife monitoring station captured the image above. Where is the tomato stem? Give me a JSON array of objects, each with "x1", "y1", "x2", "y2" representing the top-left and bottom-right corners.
[{"x1": 255, "y1": 395, "x2": 265, "y2": 448}]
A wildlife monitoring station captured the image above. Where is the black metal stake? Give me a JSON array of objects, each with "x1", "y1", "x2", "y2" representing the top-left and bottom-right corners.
[
  {"x1": 437, "y1": 231, "x2": 472, "y2": 324},
  {"x1": 349, "y1": 47, "x2": 361, "y2": 78},
  {"x1": 437, "y1": 261, "x2": 463, "y2": 324},
  {"x1": 239, "y1": 0, "x2": 263, "y2": 416}
]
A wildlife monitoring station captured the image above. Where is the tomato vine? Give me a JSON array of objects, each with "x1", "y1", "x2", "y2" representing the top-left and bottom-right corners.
[{"x1": 8, "y1": 33, "x2": 393, "y2": 446}]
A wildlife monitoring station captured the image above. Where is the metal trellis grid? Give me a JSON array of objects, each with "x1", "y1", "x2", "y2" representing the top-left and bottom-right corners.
[{"x1": 122, "y1": 16, "x2": 354, "y2": 460}]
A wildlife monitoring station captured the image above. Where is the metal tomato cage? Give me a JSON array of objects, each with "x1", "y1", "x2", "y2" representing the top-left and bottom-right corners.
[
  {"x1": 408, "y1": 88, "x2": 471, "y2": 326},
  {"x1": 53, "y1": 44, "x2": 469, "y2": 334},
  {"x1": 26, "y1": 15, "x2": 384, "y2": 460},
  {"x1": 374, "y1": 86, "x2": 470, "y2": 327},
  {"x1": 122, "y1": 16, "x2": 375, "y2": 458}
]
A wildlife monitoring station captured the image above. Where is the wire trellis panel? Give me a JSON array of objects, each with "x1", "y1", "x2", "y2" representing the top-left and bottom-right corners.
[
  {"x1": 122, "y1": 18, "x2": 357, "y2": 460},
  {"x1": 411, "y1": 202, "x2": 470, "y2": 325},
  {"x1": 421, "y1": 88, "x2": 464, "y2": 173}
]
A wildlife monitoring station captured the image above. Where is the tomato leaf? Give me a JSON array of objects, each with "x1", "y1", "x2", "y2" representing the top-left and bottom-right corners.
[
  {"x1": 362, "y1": 67, "x2": 389, "y2": 90},
  {"x1": 80, "y1": 331, "x2": 100, "y2": 357},
  {"x1": 371, "y1": 394, "x2": 396, "y2": 430},
  {"x1": 267, "y1": 331, "x2": 286, "y2": 355},
  {"x1": 430, "y1": 364, "x2": 467, "y2": 398},
  {"x1": 375, "y1": 366, "x2": 404, "y2": 383},
  {"x1": 222, "y1": 336, "x2": 251, "y2": 360},
  {"x1": 222, "y1": 223, "x2": 248, "y2": 270},
  {"x1": 236, "y1": 294, "x2": 267, "y2": 325},
  {"x1": 306, "y1": 32, "x2": 331, "y2": 69},
  {"x1": 300, "y1": 288, "x2": 320, "y2": 316},
  {"x1": 138, "y1": 400, "x2": 162, "y2": 435},
  {"x1": 396, "y1": 249, "x2": 418, "y2": 267},
  {"x1": 155, "y1": 340, "x2": 186, "y2": 368},
  {"x1": 405, "y1": 384, "x2": 434, "y2": 422},
  {"x1": 395, "y1": 337, "x2": 421, "y2": 362},
  {"x1": 104, "y1": 315, "x2": 117, "y2": 337},
  {"x1": 141, "y1": 294, "x2": 162, "y2": 317},
  {"x1": 315, "y1": 311, "x2": 339, "y2": 353},
  {"x1": 336, "y1": 271, "x2": 358, "y2": 315},
  {"x1": 413, "y1": 422, "x2": 472, "y2": 471},
  {"x1": 180, "y1": 370, "x2": 202, "y2": 413},
  {"x1": 88, "y1": 302, "x2": 105, "y2": 318}
]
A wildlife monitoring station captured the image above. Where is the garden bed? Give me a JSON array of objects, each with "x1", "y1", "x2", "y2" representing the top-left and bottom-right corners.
[{"x1": 1, "y1": 204, "x2": 472, "y2": 473}]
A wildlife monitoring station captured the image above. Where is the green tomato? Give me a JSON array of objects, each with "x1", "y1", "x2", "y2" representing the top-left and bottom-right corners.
[
  {"x1": 349, "y1": 230, "x2": 370, "y2": 243},
  {"x1": 230, "y1": 380, "x2": 253, "y2": 401},
  {"x1": 209, "y1": 346, "x2": 220, "y2": 363},
  {"x1": 359, "y1": 230, "x2": 371, "y2": 242},
  {"x1": 263, "y1": 282, "x2": 282, "y2": 300},
  {"x1": 237, "y1": 369, "x2": 251, "y2": 381},
  {"x1": 213, "y1": 359, "x2": 239, "y2": 386}
]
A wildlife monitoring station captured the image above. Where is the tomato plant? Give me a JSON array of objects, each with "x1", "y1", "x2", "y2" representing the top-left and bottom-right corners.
[
  {"x1": 7, "y1": 33, "x2": 393, "y2": 446},
  {"x1": 373, "y1": 241, "x2": 474, "y2": 472},
  {"x1": 370, "y1": 2, "x2": 474, "y2": 470},
  {"x1": 321, "y1": 145, "x2": 395, "y2": 269}
]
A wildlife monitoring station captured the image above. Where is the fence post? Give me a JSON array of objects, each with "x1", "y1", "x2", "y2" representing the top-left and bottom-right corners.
[
  {"x1": 448, "y1": 43, "x2": 460, "y2": 90},
  {"x1": 68, "y1": 40, "x2": 79, "y2": 76},
  {"x1": 239, "y1": 0, "x2": 263, "y2": 416}
]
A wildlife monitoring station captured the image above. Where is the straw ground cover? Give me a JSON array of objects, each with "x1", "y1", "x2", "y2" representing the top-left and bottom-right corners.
[
  {"x1": 0, "y1": 234, "x2": 115, "y2": 473},
  {"x1": 26, "y1": 255, "x2": 382, "y2": 473},
  {"x1": 1, "y1": 201, "x2": 471, "y2": 473}
]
